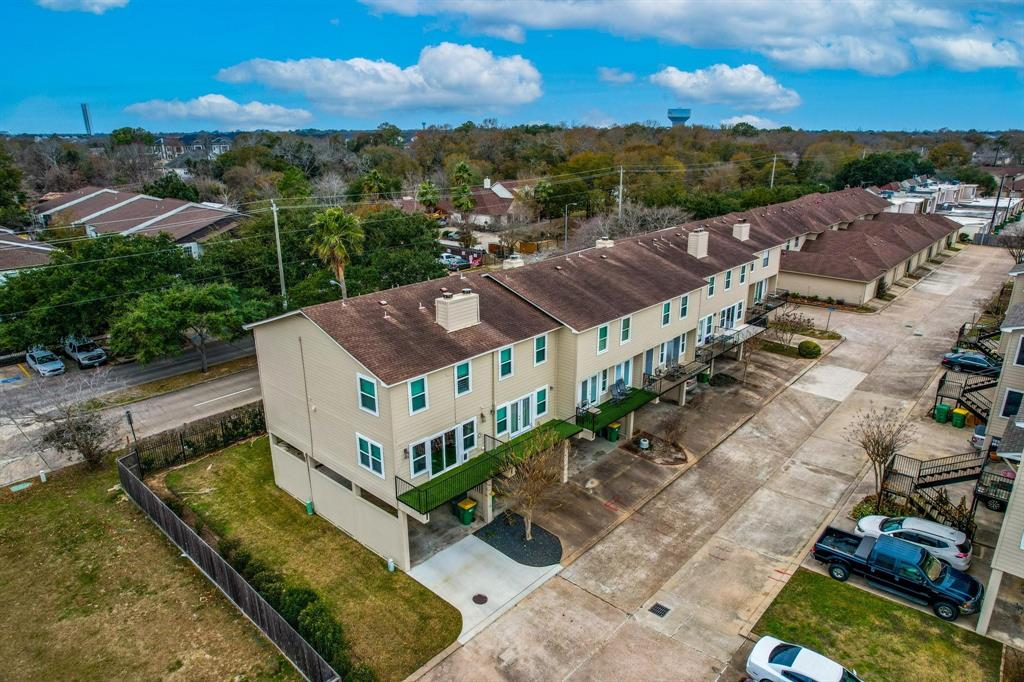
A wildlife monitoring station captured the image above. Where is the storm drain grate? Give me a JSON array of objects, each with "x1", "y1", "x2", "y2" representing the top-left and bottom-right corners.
[
  {"x1": 649, "y1": 602, "x2": 670, "y2": 617},
  {"x1": 472, "y1": 594, "x2": 488, "y2": 605}
]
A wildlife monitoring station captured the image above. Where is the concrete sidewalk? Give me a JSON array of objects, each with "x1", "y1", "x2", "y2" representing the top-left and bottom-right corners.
[{"x1": 416, "y1": 245, "x2": 1011, "y2": 681}]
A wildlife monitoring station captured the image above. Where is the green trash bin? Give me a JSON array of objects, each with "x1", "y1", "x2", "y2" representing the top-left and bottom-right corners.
[
  {"x1": 951, "y1": 408, "x2": 968, "y2": 429},
  {"x1": 934, "y1": 403, "x2": 951, "y2": 424},
  {"x1": 457, "y1": 498, "x2": 477, "y2": 525},
  {"x1": 607, "y1": 421, "x2": 621, "y2": 443}
]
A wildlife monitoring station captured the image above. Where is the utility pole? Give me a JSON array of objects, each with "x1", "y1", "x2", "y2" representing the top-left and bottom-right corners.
[
  {"x1": 769, "y1": 154, "x2": 777, "y2": 189},
  {"x1": 617, "y1": 166, "x2": 624, "y2": 221},
  {"x1": 989, "y1": 175, "x2": 1006, "y2": 236},
  {"x1": 271, "y1": 200, "x2": 288, "y2": 309}
]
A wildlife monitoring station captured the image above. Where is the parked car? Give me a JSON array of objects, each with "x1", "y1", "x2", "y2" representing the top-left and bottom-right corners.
[
  {"x1": 25, "y1": 346, "x2": 66, "y2": 377},
  {"x1": 854, "y1": 515, "x2": 972, "y2": 570},
  {"x1": 941, "y1": 351, "x2": 999, "y2": 375},
  {"x1": 746, "y1": 636, "x2": 862, "y2": 682},
  {"x1": 438, "y1": 252, "x2": 470, "y2": 270},
  {"x1": 812, "y1": 526, "x2": 983, "y2": 621},
  {"x1": 62, "y1": 335, "x2": 107, "y2": 369}
]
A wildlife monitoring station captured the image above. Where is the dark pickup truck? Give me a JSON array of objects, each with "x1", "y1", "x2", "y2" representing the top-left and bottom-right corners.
[{"x1": 812, "y1": 526, "x2": 983, "y2": 621}]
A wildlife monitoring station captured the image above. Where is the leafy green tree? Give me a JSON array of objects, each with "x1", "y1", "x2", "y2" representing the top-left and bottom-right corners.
[
  {"x1": 109, "y1": 282, "x2": 265, "y2": 372},
  {"x1": 309, "y1": 208, "x2": 365, "y2": 299},
  {"x1": 416, "y1": 180, "x2": 440, "y2": 212},
  {"x1": 0, "y1": 235, "x2": 192, "y2": 351},
  {"x1": 531, "y1": 180, "x2": 553, "y2": 220},
  {"x1": 277, "y1": 166, "x2": 312, "y2": 198},
  {"x1": 731, "y1": 122, "x2": 759, "y2": 137},
  {"x1": 452, "y1": 183, "x2": 475, "y2": 216},
  {"x1": 833, "y1": 152, "x2": 933, "y2": 189},
  {"x1": 142, "y1": 173, "x2": 200, "y2": 202},
  {"x1": 927, "y1": 141, "x2": 971, "y2": 169},
  {"x1": 938, "y1": 165, "x2": 997, "y2": 196},
  {"x1": 109, "y1": 127, "x2": 155, "y2": 146},
  {"x1": 0, "y1": 143, "x2": 28, "y2": 226}
]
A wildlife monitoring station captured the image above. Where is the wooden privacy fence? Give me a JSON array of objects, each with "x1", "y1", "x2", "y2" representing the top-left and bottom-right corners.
[
  {"x1": 117, "y1": 451, "x2": 339, "y2": 682},
  {"x1": 134, "y1": 401, "x2": 266, "y2": 473}
]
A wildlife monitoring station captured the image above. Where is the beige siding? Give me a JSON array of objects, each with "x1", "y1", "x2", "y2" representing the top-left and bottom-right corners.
[
  {"x1": 554, "y1": 327, "x2": 578, "y2": 419},
  {"x1": 988, "y1": 334, "x2": 1024, "y2": 439},
  {"x1": 777, "y1": 271, "x2": 874, "y2": 305},
  {"x1": 992, "y1": 476, "x2": 1024, "y2": 576},
  {"x1": 309, "y1": 466, "x2": 409, "y2": 567},
  {"x1": 270, "y1": 440, "x2": 311, "y2": 501},
  {"x1": 1010, "y1": 276, "x2": 1024, "y2": 312}
]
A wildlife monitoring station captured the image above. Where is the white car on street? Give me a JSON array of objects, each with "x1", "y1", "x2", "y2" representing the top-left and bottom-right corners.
[
  {"x1": 854, "y1": 515, "x2": 972, "y2": 570},
  {"x1": 746, "y1": 636, "x2": 862, "y2": 682}
]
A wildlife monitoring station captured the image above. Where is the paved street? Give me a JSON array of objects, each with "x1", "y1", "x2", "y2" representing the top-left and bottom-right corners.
[{"x1": 418, "y1": 244, "x2": 1012, "y2": 681}]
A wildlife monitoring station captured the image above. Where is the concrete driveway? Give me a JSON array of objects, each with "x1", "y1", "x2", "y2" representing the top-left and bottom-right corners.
[{"x1": 416, "y1": 245, "x2": 1013, "y2": 681}]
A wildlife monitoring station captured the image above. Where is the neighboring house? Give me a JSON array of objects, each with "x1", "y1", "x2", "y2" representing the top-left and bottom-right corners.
[
  {"x1": 398, "y1": 177, "x2": 532, "y2": 227},
  {"x1": 987, "y1": 303, "x2": 1024, "y2": 446},
  {"x1": 152, "y1": 136, "x2": 186, "y2": 161},
  {"x1": 777, "y1": 213, "x2": 961, "y2": 304},
  {"x1": 0, "y1": 231, "x2": 54, "y2": 283},
  {"x1": 245, "y1": 189, "x2": 887, "y2": 571},
  {"x1": 32, "y1": 187, "x2": 238, "y2": 257}
]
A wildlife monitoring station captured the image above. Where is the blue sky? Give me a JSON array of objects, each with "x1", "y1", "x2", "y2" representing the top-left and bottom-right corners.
[{"x1": 3, "y1": 0, "x2": 1023, "y2": 134}]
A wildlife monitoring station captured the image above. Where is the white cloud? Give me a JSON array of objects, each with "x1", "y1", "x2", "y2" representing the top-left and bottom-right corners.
[
  {"x1": 475, "y1": 23, "x2": 525, "y2": 42},
  {"x1": 217, "y1": 42, "x2": 542, "y2": 115},
  {"x1": 912, "y1": 36, "x2": 1023, "y2": 70},
  {"x1": 35, "y1": 0, "x2": 127, "y2": 13},
  {"x1": 359, "y1": 0, "x2": 1022, "y2": 75},
  {"x1": 125, "y1": 94, "x2": 313, "y2": 130},
  {"x1": 597, "y1": 67, "x2": 635, "y2": 84},
  {"x1": 720, "y1": 114, "x2": 780, "y2": 129},
  {"x1": 650, "y1": 64, "x2": 801, "y2": 111}
]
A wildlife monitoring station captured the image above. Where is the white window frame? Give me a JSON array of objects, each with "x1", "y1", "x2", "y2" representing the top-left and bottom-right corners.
[
  {"x1": 1015, "y1": 336, "x2": 1024, "y2": 367},
  {"x1": 498, "y1": 345, "x2": 514, "y2": 379},
  {"x1": 597, "y1": 324, "x2": 609, "y2": 354},
  {"x1": 455, "y1": 361, "x2": 472, "y2": 397},
  {"x1": 408, "y1": 375, "x2": 429, "y2": 415},
  {"x1": 679, "y1": 294, "x2": 688, "y2": 318},
  {"x1": 707, "y1": 275, "x2": 716, "y2": 298},
  {"x1": 496, "y1": 404, "x2": 509, "y2": 434},
  {"x1": 762, "y1": 250, "x2": 770, "y2": 267},
  {"x1": 1001, "y1": 389, "x2": 1024, "y2": 419},
  {"x1": 357, "y1": 373, "x2": 378, "y2": 416},
  {"x1": 661, "y1": 301, "x2": 671, "y2": 327},
  {"x1": 698, "y1": 314, "x2": 715, "y2": 345},
  {"x1": 461, "y1": 418, "x2": 477, "y2": 453},
  {"x1": 536, "y1": 386, "x2": 549, "y2": 417},
  {"x1": 620, "y1": 315, "x2": 632, "y2": 344},
  {"x1": 534, "y1": 333, "x2": 548, "y2": 366},
  {"x1": 600, "y1": 369, "x2": 608, "y2": 394},
  {"x1": 724, "y1": 269, "x2": 732, "y2": 290},
  {"x1": 739, "y1": 264, "x2": 747, "y2": 284},
  {"x1": 356, "y1": 433, "x2": 385, "y2": 479}
]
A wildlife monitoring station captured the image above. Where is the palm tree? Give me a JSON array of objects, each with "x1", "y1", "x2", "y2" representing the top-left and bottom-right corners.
[
  {"x1": 450, "y1": 160, "x2": 474, "y2": 188},
  {"x1": 309, "y1": 208, "x2": 365, "y2": 300},
  {"x1": 416, "y1": 180, "x2": 440, "y2": 212},
  {"x1": 361, "y1": 169, "x2": 386, "y2": 203}
]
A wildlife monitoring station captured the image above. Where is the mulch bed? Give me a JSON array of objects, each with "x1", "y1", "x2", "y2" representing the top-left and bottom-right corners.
[
  {"x1": 622, "y1": 431, "x2": 687, "y2": 466},
  {"x1": 473, "y1": 511, "x2": 562, "y2": 567}
]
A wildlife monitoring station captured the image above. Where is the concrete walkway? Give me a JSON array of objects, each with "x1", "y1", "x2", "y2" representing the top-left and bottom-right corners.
[
  {"x1": 409, "y1": 535, "x2": 560, "y2": 644},
  {"x1": 417, "y1": 245, "x2": 1011, "y2": 681}
]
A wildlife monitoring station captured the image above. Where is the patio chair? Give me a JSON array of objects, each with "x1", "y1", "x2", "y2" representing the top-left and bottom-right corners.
[{"x1": 610, "y1": 379, "x2": 630, "y2": 404}]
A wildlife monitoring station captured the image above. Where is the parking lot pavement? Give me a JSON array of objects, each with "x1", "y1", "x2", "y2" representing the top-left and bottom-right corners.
[{"x1": 414, "y1": 246, "x2": 1013, "y2": 681}]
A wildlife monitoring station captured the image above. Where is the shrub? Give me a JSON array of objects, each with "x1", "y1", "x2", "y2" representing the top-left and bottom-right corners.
[
  {"x1": 797, "y1": 340, "x2": 821, "y2": 358},
  {"x1": 298, "y1": 601, "x2": 350, "y2": 674},
  {"x1": 850, "y1": 494, "x2": 904, "y2": 521},
  {"x1": 825, "y1": 296, "x2": 835, "y2": 304},
  {"x1": 835, "y1": 298, "x2": 845, "y2": 305},
  {"x1": 218, "y1": 536, "x2": 241, "y2": 560},
  {"x1": 280, "y1": 586, "x2": 319, "y2": 626}
]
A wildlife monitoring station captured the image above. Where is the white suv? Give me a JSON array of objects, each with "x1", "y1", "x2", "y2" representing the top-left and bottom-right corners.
[
  {"x1": 855, "y1": 515, "x2": 972, "y2": 570},
  {"x1": 746, "y1": 636, "x2": 862, "y2": 682}
]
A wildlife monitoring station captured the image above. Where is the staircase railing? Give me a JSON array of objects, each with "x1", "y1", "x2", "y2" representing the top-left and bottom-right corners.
[{"x1": 882, "y1": 453, "x2": 982, "y2": 537}]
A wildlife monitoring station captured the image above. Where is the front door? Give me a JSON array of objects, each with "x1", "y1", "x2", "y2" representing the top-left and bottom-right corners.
[
  {"x1": 754, "y1": 280, "x2": 765, "y2": 302},
  {"x1": 509, "y1": 395, "x2": 533, "y2": 437},
  {"x1": 722, "y1": 305, "x2": 736, "y2": 330},
  {"x1": 644, "y1": 348, "x2": 654, "y2": 376}
]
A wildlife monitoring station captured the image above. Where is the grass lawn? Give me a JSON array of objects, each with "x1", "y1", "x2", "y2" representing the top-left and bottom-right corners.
[
  {"x1": 0, "y1": 461, "x2": 296, "y2": 681},
  {"x1": 163, "y1": 437, "x2": 462, "y2": 681},
  {"x1": 754, "y1": 569, "x2": 1002, "y2": 681},
  {"x1": 85, "y1": 356, "x2": 256, "y2": 409}
]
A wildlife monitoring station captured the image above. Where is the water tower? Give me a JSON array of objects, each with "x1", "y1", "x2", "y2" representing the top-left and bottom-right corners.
[{"x1": 667, "y1": 108, "x2": 691, "y2": 127}]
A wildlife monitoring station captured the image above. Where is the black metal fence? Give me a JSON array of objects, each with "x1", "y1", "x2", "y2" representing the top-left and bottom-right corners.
[
  {"x1": 134, "y1": 401, "x2": 266, "y2": 473},
  {"x1": 117, "y1": 450, "x2": 339, "y2": 682}
]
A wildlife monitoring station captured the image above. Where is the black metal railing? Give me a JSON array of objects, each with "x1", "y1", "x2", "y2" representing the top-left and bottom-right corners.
[
  {"x1": 918, "y1": 451, "x2": 987, "y2": 485},
  {"x1": 882, "y1": 453, "x2": 983, "y2": 537},
  {"x1": 642, "y1": 358, "x2": 709, "y2": 396},
  {"x1": 746, "y1": 289, "x2": 789, "y2": 324}
]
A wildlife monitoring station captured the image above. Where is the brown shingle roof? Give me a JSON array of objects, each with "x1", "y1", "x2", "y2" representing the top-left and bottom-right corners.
[
  {"x1": 144, "y1": 205, "x2": 237, "y2": 242},
  {"x1": 0, "y1": 235, "x2": 54, "y2": 271},
  {"x1": 438, "y1": 187, "x2": 513, "y2": 216},
  {"x1": 33, "y1": 186, "x2": 107, "y2": 213},
  {"x1": 90, "y1": 196, "x2": 190, "y2": 235},
  {"x1": 779, "y1": 213, "x2": 960, "y2": 283},
  {"x1": 47, "y1": 191, "x2": 136, "y2": 224},
  {"x1": 299, "y1": 273, "x2": 559, "y2": 385}
]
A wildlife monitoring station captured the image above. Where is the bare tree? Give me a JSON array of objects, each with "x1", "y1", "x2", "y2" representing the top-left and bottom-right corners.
[
  {"x1": 769, "y1": 303, "x2": 815, "y2": 348},
  {"x1": 998, "y1": 228, "x2": 1024, "y2": 264},
  {"x1": 740, "y1": 337, "x2": 764, "y2": 384},
  {"x1": 571, "y1": 202, "x2": 692, "y2": 249},
  {"x1": 0, "y1": 369, "x2": 124, "y2": 470},
  {"x1": 844, "y1": 407, "x2": 916, "y2": 512},
  {"x1": 494, "y1": 428, "x2": 565, "y2": 541},
  {"x1": 497, "y1": 227, "x2": 522, "y2": 257}
]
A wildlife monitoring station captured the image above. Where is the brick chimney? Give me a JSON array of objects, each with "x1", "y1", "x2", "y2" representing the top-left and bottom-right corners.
[
  {"x1": 687, "y1": 228, "x2": 709, "y2": 259},
  {"x1": 595, "y1": 237, "x2": 615, "y2": 249},
  {"x1": 732, "y1": 218, "x2": 750, "y2": 241},
  {"x1": 435, "y1": 288, "x2": 480, "y2": 332}
]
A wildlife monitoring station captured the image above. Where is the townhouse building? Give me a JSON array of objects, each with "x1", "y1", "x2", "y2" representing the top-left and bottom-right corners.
[{"x1": 246, "y1": 189, "x2": 890, "y2": 571}]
